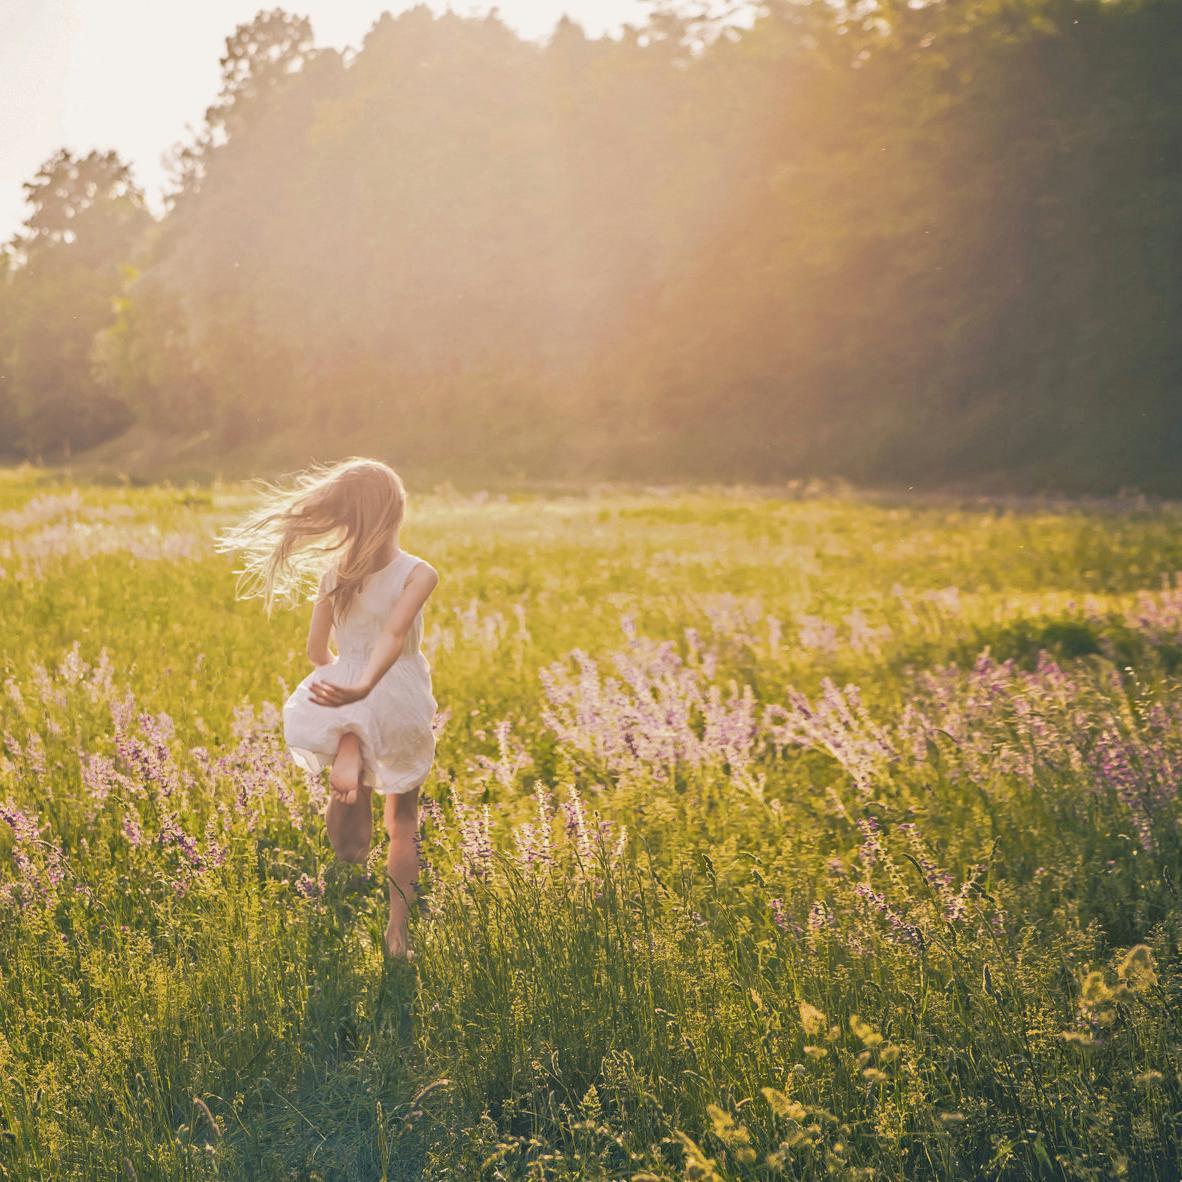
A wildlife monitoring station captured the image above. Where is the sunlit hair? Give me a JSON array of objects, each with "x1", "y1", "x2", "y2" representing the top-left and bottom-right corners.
[{"x1": 216, "y1": 457, "x2": 406, "y2": 623}]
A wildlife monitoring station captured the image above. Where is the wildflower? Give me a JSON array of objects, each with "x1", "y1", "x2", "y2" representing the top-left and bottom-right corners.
[
  {"x1": 924, "y1": 586, "x2": 961, "y2": 613},
  {"x1": 797, "y1": 614, "x2": 839, "y2": 653},
  {"x1": 0, "y1": 798, "x2": 66, "y2": 906},
  {"x1": 853, "y1": 882, "x2": 923, "y2": 949},
  {"x1": 1129, "y1": 586, "x2": 1182, "y2": 648},
  {"x1": 454, "y1": 789, "x2": 493, "y2": 882},
  {"x1": 81, "y1": 753, "x2": 122, "y2": 804},
  {"x1": 1079, "y1": 971, "x2": 1119, "y2": 1027},
  {"x1": 475, "y1": 720, "x2": 531, "y2": 789},
  {"x1": 845, "y1": 608, "x2": 888, "y2": 653},
  {"x1": 513, "y1": 822, "x2": 542, "y2": 869},
  {"x1": 158, "y1": 813, "x2": 205, "y2": 872},
  {"x1": 611, "y1": 823, "x2": 627, "y2": 864},
  {"x1": 1117, "y1": 944, "x2": 1157, "y2": 992},
  {"x1": 541, "y1": 626, "x2": 758, "y2": 781},
  {"x1": 770, "y1": 897, "x2": 790, "y2": 931},
  {"x1": 856, "y1": 817, "x2": 883, "y2": 866},
  {"x1": 1091, "y1": 727, "x2": 1157, "y2": 852},
  {"x1": 420, "y1": 795, "x2": 445, "y2": 828},
  {"x1": 761, "y1": 1087, "x2": 806, "y2": 1122},
  {"x1": 706, "y1": 1105, "x2": 756, "y2": 1164},
  {"x1": 0, "y1": 799, "x2": 40, "y2": 843},
  {"x1": 674, "y1": 1131, "x2": 723, "y2": 1182},
  {"x1": 560, "y1": 785, "x2": 593, "y2": 864},
  {"x1": 808, "y1": 900, "x2": 834, "y2": 935},
  {"x1": 850, "y1": 1014, "x2": 883, "y2": 1048},
  {"x1": 122, "y1": 812, "x2": 143, "y2": 846},
  {"x1": 202, "y1": 815, "x2": 227, "y2": 868},
  {"x1": 766, "y1": 681, "x2": 895, "y2": 797},
  {"x1": 799, "y1": 1001, "x2": 827, "y2": 1036},
  {"x1": 22, "y1": 733, "x2": 47, "y2": 777},
  {"x1": 767, "y1": 615, "x2": 783, "y2": 656}
]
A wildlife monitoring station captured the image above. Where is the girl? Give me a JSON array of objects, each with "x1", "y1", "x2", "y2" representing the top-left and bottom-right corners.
[{"x1": 217, "y1": 458, "x2": 438, "y2": 960}]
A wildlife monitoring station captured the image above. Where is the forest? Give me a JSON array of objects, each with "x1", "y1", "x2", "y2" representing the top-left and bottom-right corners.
[{"x1": 1, "y1": 0, "x2": 1179, "y2": 492}]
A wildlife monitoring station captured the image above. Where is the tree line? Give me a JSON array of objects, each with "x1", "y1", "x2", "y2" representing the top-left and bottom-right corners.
[{"x1": 2, "y1": 0, "x2": 1179, "y2": 491}]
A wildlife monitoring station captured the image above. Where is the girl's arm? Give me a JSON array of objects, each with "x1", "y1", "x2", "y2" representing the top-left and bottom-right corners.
[
  {"x1": 309, "y1": 563, "x2": 438, "y2": 707},
  {"x1": 306, "y1": 571, "x2": 336, "y2": 667}
]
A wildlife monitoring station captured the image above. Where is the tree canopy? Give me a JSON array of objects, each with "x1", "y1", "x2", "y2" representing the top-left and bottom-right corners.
[{"x1": 2, "y1": 0, "x2": 1179, "y2": 491}]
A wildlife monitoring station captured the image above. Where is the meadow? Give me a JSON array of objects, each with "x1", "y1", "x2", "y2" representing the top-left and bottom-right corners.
[{"x1": 3, "y1": 469, "x2": 1182, "y2": 1181}]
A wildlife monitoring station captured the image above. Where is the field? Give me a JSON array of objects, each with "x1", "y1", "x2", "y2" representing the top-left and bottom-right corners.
[{"x1": 3, "y1": 470, "x2": 1182, "y2": 1181}]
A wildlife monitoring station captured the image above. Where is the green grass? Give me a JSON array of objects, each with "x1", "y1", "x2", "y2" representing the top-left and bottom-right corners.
[{"x1": 2, "y1": 469, "x2": 1182, "y2": 1180}]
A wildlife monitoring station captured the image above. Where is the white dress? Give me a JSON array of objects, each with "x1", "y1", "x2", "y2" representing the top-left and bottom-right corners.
[{"x1": 282, "y1": 550, "x2": 437, "y2": 795}]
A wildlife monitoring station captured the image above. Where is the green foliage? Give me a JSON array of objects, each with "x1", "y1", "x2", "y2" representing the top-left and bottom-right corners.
[
  {"x1": 4, "y1": 0, "x2": 1182, "y2": 487},
  {"x1": 4, "y1": 476, "x2": 1182, "y2": 1178},
  {"x1": 0, "y1": 150, "x2": 150, "y2": 459}
]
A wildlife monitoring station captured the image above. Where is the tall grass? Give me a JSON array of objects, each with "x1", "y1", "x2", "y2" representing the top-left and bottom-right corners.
[{"x1": 2, "y1": 473, "x2": 1182, "y2": 1179}]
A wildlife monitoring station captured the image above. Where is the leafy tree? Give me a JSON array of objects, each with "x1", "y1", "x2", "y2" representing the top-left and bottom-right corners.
[
  {"x1": 2, "y1": 150, "x2": 150, "y2": 458},
  {"x1": 11, "y1": 0, "x2": 1182, "y2": 489}
]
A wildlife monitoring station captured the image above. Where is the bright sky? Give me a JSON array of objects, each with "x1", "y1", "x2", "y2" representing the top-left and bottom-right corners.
[{"x1": 0, "y1": 0, "x2": 653, "y2": 243}]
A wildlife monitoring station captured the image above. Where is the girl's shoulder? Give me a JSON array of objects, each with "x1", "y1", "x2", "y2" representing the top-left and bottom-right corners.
[
  {"x1": 401, "y1": 552, "x2": 439, "y2": 584},
  {"x1": 317, "y1": 562, "x2": 339, "y2": 597}
]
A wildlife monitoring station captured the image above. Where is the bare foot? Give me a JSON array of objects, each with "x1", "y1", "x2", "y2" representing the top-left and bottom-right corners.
[{"x1": 329, "y1": 766, "x2": 360, "y2": 807}]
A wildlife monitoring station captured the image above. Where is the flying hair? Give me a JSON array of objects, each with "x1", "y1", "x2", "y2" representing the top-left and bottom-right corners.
[{"x1": 215, "y1": 457, "x2": 406, "y2": 623}]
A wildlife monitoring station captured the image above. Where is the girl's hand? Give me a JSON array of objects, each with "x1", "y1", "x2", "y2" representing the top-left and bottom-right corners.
[{"x1": 309, "y1": 680, "x2": 371, "y2": 708}]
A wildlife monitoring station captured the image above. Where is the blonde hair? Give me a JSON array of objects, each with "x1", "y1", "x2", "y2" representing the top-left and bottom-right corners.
[{"x1": 216, "y1": 457, "x2": 406, "y2": 623}]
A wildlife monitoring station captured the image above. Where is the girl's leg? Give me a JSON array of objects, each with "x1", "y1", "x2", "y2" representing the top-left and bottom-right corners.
[
  {"x1": 326, "y1": 732, "x2": 373, "y2": 863},
  {"x1": 383, "y1": 787, "x2": 420, "y2": 958}
]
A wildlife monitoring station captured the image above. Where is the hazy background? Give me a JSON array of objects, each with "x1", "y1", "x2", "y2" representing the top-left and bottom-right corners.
[
  {"x1": 0, "y1": 1, "x2": 659, "y2": 239},
  {"x1": 1, "y1": 0, "x2": 1179, "y2": 492}
]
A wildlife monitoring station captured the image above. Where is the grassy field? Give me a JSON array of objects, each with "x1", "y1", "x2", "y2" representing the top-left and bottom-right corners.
[{"x1": 3, "y1": 469, "x2": 1182, "y2": 1181}]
